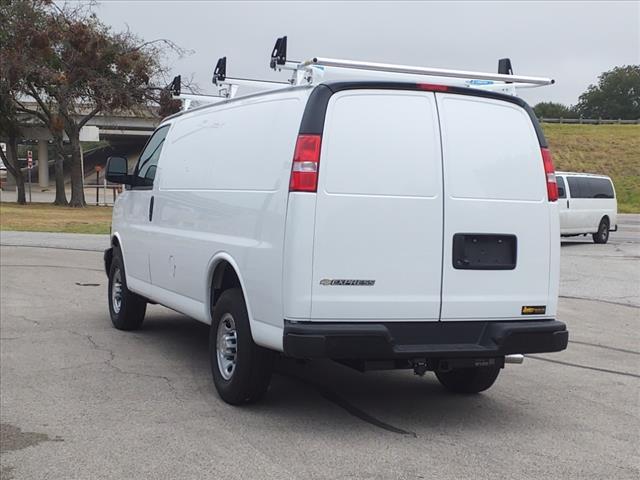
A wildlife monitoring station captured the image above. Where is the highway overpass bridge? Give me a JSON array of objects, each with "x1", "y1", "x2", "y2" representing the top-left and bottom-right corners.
[{"x1": 8, "y1": 104, "x2": 161, "y2": 188}]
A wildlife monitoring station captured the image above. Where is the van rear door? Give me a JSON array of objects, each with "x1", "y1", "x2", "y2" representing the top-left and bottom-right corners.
[
  {"x1": 436, "y1": 93, "x2": 556, "y2": 321},
  {"x1": 309, "y1": 90, "x2": 443, "y2": 321}
]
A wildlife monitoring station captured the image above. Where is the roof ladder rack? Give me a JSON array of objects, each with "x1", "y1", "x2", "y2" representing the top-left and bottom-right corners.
[
  {"x1": 268, "y1": 35, "x2": 554, "y2": 95},
  {"x1": 299, "y1": 57, "x2": 553, "y2": 86},
  {"x1": 168, "y1": 75, "x2": 225, "y2": 111},
  {"x1": 212, "y1": 56, "x2": 290, "y2": 98}
]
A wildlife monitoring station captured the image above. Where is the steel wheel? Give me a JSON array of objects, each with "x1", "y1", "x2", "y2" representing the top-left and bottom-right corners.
[
  {"x1": 593, "y1": 218, "x2": 610, "y2": 244},
  {"x1": 216, "y1": 313, "x2": 238, "y2": 380},
  {"x1": 598, "y1": 222, "x2": 609, "y2": 242},
  {"x1": 111, "y1": 267, "x2": 123, "y2": 315}
]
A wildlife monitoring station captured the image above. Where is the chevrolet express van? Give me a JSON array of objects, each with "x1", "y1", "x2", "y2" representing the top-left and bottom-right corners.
[
  {"x1": 556, "y1": 172, "x2": 617, "y2": 243},
  {"x1": 104, "y1": 81, "x2": 569, "y2": 404}
]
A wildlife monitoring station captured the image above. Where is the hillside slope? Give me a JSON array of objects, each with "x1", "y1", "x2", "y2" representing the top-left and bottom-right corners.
[{"x1": 542, "y1": 124, "x2": 639, "y2": 212}]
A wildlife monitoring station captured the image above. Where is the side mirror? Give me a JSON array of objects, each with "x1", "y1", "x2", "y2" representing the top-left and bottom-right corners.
[{"x1": 105, "y1": 156, "x2": 133, "y2": 185}]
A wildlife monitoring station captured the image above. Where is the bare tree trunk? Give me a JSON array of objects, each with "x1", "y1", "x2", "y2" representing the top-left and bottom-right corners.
[
  {"x1": 52, "y1": 134, "x2": 68, "y2": 205},
  {"x1": 1, "y1": 135, "x2": 26, "y2": 204},
  {"x1": 68, "y1": 132, "x2": 85, "y2": 207}
]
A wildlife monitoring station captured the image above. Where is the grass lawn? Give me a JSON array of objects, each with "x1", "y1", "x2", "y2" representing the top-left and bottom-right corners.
[
  {"x1": 0, "y1": 203, "x2": 112, "y2": 234},
  {"x1": 542, "y1": 124, "x2": 640, "y2": 213}
]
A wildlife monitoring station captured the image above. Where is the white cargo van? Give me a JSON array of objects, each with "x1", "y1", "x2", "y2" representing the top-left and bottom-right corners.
[
  {"x1": 556, "y1": 172, "x2": 617, "y2": 243},
  {"x1": 104, "y1": 52, "x2": 568, "y2": 404}
]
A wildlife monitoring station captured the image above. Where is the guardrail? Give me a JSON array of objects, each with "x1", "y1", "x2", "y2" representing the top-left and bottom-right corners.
[{"x1": 538, "y1": 118, "x2": 640, "y2": 124}]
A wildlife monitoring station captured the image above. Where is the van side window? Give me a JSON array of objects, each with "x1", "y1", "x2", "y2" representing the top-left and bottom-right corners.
[
  {"x1": 567, "y1": 176, "x2": 614, "y2": 199},
  {"x1": 589, "y1": 177, "x2": 615, "y2": 198},
  {"x1": 557, "y1": 176, "x2": 566, "y2": 199},
  {"x1": 566, "y1": 177, "x2": 583, "y2": 198},
  {"x1": 134, "y1": 125, "x2": 170, "y2": 187}
]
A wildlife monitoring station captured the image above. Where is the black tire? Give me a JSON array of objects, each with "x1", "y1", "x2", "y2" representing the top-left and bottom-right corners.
[
  {"x1": 435, "y1": 366, "x2": 501, "y2": 394},
  {"x1": 210, "y1": 288, "x2": 274, "y2": 405},
  {"x1": 108, "y1": 247, "x2": 146, "y2": 331},
  {"x1": 592, "y1": 218, "x2": 610, "y2": 244}
]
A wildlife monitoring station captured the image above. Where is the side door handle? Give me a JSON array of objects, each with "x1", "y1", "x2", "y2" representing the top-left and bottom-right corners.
[
  {"x1": 149, "y1": 196, "x2": 154, "y2": 222},
  {"x1": 566, "y1": 200, "x2": 569, "y2": 209}
]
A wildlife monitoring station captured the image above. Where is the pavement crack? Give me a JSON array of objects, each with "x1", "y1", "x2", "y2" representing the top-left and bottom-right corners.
[
  {"x1": 81, "y1": 333, "x2": 179, "y2": 398},
  {"x1": 559, "y1": 295, "x2": 640, "y2": 309},
  {"x1": 0, "y1": 264, "x2": 103, "y2": 272},
  {"x1": 526, "y1": 355, "x2": 640, "y2": 379},
  {"x1": 105, "y1": 362, "x2": 179, "y2": 397},
  {"x1": 12, "y1": 315, "x2": 39, "y2": 327},
  {"x1": 60, "y1": 330, "x2": 180, "y2": 398},
  {"x1": 0, "y1": 243, "x2": 103, "y2": 253},
  {"x1": 84, "y1": 334, "x2": 115, "y2": 362},
  {"x1": 569, "y1": 340, "x2": 640, "y2": 356}
]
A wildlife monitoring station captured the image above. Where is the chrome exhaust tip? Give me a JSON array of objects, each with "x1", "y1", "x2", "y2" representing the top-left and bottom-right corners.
[{"x1": 505, "y1": 354, "x2": 524, "y2": 364}]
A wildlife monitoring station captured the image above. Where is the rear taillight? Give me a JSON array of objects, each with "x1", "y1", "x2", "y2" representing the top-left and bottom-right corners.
[
  {"x1": 290, "y1": 134, "x2": 322, "y2": 192},
  {"x1": 541, "y1": 147, "x2": 558, "y2": 202}
]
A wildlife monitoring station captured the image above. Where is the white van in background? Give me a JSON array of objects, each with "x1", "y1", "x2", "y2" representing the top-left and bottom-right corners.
[
  {"x1": 556, "y1": 172, "x2": 617, "y2": 243},
  {"x1": 104, "y1": 75, "x2": 568, "y2": 405}
]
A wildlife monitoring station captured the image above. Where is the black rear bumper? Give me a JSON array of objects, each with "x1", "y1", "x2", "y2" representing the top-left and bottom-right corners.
[{"x1": 283, "y1": 320, "x2": 568, "y2": 360}]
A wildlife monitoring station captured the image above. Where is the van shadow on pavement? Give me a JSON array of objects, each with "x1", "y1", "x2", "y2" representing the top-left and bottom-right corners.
[{"x1": 134, "y1": 313, "x2": 538, "y2": 437}]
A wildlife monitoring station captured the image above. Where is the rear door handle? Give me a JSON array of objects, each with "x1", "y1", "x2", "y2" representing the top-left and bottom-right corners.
[
  {"x1": 566, "y1": 200, "x2": 569, "y2": 209},
  {"x1": 149, "y1": 196, "x2": 154, "y2": 221}
]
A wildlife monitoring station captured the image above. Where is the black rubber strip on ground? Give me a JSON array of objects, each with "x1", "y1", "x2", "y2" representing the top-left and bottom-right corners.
[
  {"x1": 318, "y1": 387, "x2": 417, "y2": 437},
  {"x1": 278, "y1": 372, "x2": 417, "y2": 437}
]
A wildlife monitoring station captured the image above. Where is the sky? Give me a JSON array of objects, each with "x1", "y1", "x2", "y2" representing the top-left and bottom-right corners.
[{"x1": 94, "y1": 1, "x2": 640, "y2": 106}]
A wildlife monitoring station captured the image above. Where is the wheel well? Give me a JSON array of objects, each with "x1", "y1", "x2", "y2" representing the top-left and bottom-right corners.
[
  {"x1": 211, "y1": 261, "x2": 241, "y2": 308},
  {"x1": 601, "y1": 215, "x2": 610, "y2": 226}
]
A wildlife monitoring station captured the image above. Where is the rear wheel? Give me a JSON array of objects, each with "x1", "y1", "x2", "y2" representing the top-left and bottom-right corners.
[
  {"x1": 210, "y1": 288, "x2": 275, "y2": 405},
  {"x1": 435, "y1": 365, "x2": 500, "y2": 394},
  {"x1": 592, "y1": 218, "x2": 610, "y2": 244},
  {"x1": 108, "y1": 247, "x2": 146, "y2": 330}
]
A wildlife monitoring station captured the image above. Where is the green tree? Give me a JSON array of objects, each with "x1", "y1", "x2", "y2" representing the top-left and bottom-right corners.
[
  {"x1": 2, "y1": 1, "x2": 184, "y2": 207},
  {"x1": 575, "y1": 65, "x2": 640, "y2": 120},
  {"x1": 1, "y1": 0, "x2": 68, "y2": 204},
  {"x1": 0, "y1": 80, "x2": 26, "y2": 204},
  {"x1": 533, "y1": 102, "x2": 577, "y2": 119}
]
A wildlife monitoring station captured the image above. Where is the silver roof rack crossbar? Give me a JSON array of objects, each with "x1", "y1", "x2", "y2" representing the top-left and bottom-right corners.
[
  {"x1": 299, "y1": 57, "x2": 554, "y2": 86},
  {"x1": 267, "y1": 36, "x2": 554, "y2": 95}
]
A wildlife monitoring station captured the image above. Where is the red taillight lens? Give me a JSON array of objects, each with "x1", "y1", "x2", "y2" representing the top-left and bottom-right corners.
[
  {"x1": 416, "y1": 83, "x2": 449, "y2": 92},
  {"x1": 541, "y1": 147, "x2": 558, "y2": 202},
  {"x1": 290, "y1": 134, "x2": 322, "y2": 192}
]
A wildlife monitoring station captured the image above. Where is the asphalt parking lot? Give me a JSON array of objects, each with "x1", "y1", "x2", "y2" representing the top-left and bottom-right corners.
[{"x1": 1, "y1": 217, "x2": 638, "y2": 480}]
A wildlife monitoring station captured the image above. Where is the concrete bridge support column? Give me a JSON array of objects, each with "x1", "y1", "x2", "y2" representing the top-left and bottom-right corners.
[{"x1": 38, "y1": 141, "x2": 49, "y2": 188}]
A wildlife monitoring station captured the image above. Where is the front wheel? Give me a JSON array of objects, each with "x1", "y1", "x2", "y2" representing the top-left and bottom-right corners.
[
  {"x1": 210, "y1": 289, "x2": 275, "y2": 405},
  {"x1": 592, "y1": 218, "x2": 610, "y2": 244},
  {"x1": 435, "y1": 366, "x2": 501, "y2": 394},
  {"x1": 108, "y1": 247, "x2": 146, "y2": 330}
]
